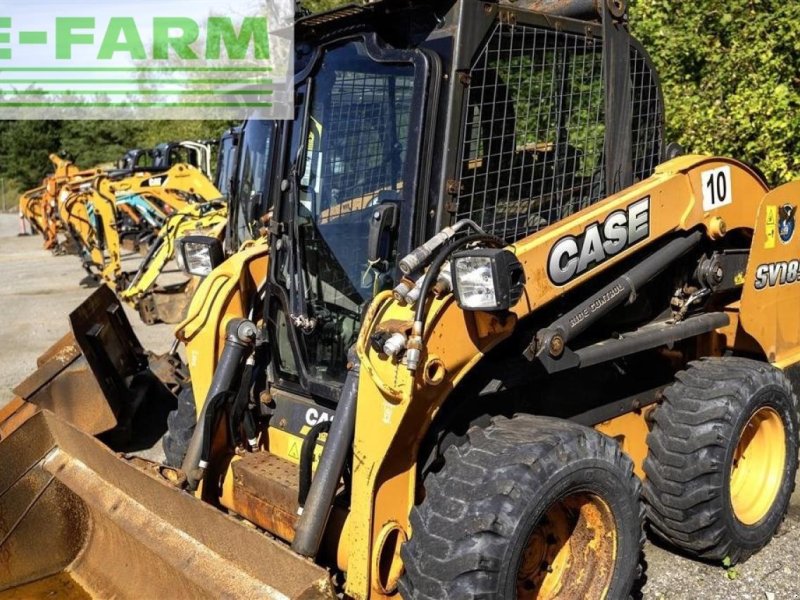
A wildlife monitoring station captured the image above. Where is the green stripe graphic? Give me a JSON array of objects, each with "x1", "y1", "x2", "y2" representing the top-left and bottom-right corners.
[
  {"x1": 0, "y1": 67, "x2": 274, "y2": 72},
  {"x1": 19, "y1": 32, "x2": 47, "y2": 44},
  {"x1": 0, "y1": 89, "x2": 273, "y2": 95},
  {"x1": 0, "y1": 78, "x2": 273, "y2": 84},
  {"x1": 0, "y1": 102, "x2": 274, "y2": 107}
]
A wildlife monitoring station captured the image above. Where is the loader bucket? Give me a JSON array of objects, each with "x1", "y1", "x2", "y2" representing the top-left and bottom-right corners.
[
  {"x1": 0, "y1": 410, "x2": 334, "y2": 599},
  {"x1": 12, "y1": 285, "x2": 171, "y2": 443}
]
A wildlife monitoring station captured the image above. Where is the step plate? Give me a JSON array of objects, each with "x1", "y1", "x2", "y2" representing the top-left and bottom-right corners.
[{"x1": 232, "y1": 452, "x2": 300, "y2": 543}]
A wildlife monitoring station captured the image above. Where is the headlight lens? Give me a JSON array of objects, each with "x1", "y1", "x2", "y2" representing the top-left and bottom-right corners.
[
  {"x1": 184, "y1": 242, "x2": 215, "y2": 276},
  {"x1": 451, "y1": 248, "x2": 525, "y2": 311},
  {"x1": 178, "y1": 236, "x2": 224, "y2": 277},
  {"x1": 453, "y1": 255, "x2": 497, "y2": 309}
]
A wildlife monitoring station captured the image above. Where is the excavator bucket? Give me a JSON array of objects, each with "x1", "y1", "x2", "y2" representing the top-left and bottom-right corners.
[
  {"x1": 0, "y1": 411, "x2": 334, "y2": 599},
  {"x1": 0, "y1": 287, "x2": 334, "y2": 599}
]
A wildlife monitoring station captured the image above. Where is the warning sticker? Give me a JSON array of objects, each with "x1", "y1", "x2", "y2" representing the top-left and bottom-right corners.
[
  {"x1": 765, "y1": 205, "x2": 777, "y2": 249},
  {"x1": 288, "y1": 441, "x2": 300, "y2": 461}
]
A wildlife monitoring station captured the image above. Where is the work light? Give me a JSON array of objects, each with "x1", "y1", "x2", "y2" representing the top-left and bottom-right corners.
[
  {"x1": 451, "y1": 248, "x2": 525, "y2": 311},
  {"x1": 178, "y1": 236, "x2": 224, "y2": 277}
]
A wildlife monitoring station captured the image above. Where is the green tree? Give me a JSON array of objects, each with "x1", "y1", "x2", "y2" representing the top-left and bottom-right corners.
[
  {"x1": 0, "y1": 120, "x2": 63, "y2": 188},
  {"x1": 300, "y1": 0, "x2": 352, "y2": 14},
  {"x1": 629, "y1": 0, "x2": 800, "y2": 185}
]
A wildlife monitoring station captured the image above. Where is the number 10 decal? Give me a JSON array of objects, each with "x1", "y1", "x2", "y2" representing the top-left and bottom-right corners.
[{"x1": 702, "y1": 165, "x2": 733, "y2": 211}]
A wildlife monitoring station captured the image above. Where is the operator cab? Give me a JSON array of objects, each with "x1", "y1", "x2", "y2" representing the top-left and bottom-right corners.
[
  {"x1": 265, "y1": 0, "x2": 664, "y2": 400},
  {"x1": 118, "y1": 148, "x2": 154, "y2": 171},
  {"x1": 153, "y1": 141, "x2": 213, "y2": 177}
]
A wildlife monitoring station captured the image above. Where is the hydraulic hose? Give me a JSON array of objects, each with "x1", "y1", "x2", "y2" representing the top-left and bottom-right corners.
[
  {"x1": 181, "y1": 318, "x2": 258, "y2": 491},
  {"x1": 298, "y1": 420, "x2": 332, "y2": 508},
  {"x1": 406, "y1": 233, "x2": 504, "y2": 370},
  {"x1": 292, "y1": 349, "x2": 360, "y2": 558},
  {"x1": 398, "y1": 219, "x2": 484, "y2": 275}
]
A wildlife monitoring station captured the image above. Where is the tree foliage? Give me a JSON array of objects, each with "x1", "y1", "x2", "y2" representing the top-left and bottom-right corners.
[
  {"x1": 0, "y1": 120, "x2": 233, "y2": 190},
  {"x1": 1, "y1": 1, "x2": 798, "y2": 192},
  {"x1": 629, "y1": 0, "x2": 800, "y2": 185}
]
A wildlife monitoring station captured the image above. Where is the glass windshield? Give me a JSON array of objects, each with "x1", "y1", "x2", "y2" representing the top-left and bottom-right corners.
[
  {"x1": 229, "y1": 120, "x2": 273, "y2": 250},
  {"x1": 284, "y1": 40, "x2": 418, "y2": 383},
  {"x1": 215, "y1": 133, "x2": 238, "y2": 199}
]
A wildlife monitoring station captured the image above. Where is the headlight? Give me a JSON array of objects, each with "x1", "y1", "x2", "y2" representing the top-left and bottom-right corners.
[
  {"x1": 177, "y1": 235, "x2": 224, "y2": 277},
  {"x1": 451, "y1": 248, "x2": 525, "y2": 311}
]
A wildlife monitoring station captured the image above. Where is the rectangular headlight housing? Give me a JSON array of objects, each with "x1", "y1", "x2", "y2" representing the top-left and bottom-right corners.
[
  {"x1": 178, "y1": 235, "x2": 224, "y2": 277},
  {"x1": 451, "y1": 248, "x2": 525, "y2": 311}
]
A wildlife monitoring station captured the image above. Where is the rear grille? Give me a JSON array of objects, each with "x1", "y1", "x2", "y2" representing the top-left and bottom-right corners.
[{"x1": 455, "y1": 21, "x2": 662, "y2": 243}]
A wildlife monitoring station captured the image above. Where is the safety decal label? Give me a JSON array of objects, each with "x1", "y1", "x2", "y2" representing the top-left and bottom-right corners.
[{"x1": 765, "y1": 205, "x2": 777, "y2": 249}]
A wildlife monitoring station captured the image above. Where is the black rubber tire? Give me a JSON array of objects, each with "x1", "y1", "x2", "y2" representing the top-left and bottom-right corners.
[
  {"x1": 643, "y1": 357, "x2": 799, "y2": 564},
  {"x1": 163, "y1": 386, "x2": 197, "y2": 467},
  {"x1": 399, "y1": 415, "x2": 644, "y2": 599}
]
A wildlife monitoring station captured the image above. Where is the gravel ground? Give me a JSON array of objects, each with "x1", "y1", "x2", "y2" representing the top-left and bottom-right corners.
[
  {"x1": 1, "y1": 214, "x2": 799, "y2": 598},
  {"x1": 0, "y1": 214, "x2": 173, "y2": 405}
]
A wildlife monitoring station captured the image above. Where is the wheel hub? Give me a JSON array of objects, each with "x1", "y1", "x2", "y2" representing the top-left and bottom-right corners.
[
  {"x1": 516, "y1": 492, "x2": 617, "y2": 599},
  {"x1": 730, "y1": 405, "x2": 786, "y2": 525}
]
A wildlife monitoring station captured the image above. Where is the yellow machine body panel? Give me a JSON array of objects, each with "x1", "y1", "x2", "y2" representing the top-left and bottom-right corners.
[
  {"x1": 344, "y1": 155, "x2": 775, "y2": 598},
  {"x1": 120, "y1": 202, "x2": 228, "y2": 303},
  {"x1": 19, "y1": 186, "x2": 47, "y2": 235},
  {"x1": 740, "y1": 181, "x2": 800, "y2": 365},
  {"x1": 177, "y1": 239, "x2": 269, "y2": 413}
]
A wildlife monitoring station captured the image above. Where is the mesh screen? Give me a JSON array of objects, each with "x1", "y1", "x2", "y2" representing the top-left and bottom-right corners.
[
  {"x1": 455, "y1": 21, "x2": 662, "y2": 242},
  {"x1": 630, "y1": 44, "x2": 663, "y2": 183},
  {"x1": 317, "y1": 71, "x2": 413, "y2": 222}
]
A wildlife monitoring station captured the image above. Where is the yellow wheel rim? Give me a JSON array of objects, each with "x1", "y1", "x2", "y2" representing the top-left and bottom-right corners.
[
  {"x1": 516, "y1": 492, "x2": 616, "y2": 599},
  {"x1": 730, "y1": 406, "x2": 786, "y2": 525}
]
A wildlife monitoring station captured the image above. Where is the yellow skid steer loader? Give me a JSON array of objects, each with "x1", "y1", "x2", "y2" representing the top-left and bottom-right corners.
[{"x1": 2, "y1": 1, "x2": 800, "y2": 599}]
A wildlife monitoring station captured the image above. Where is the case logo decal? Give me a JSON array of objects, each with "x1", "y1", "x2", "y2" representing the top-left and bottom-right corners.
[{"x1": 547, "y1": 197, "x2": 650, "y2": 285}]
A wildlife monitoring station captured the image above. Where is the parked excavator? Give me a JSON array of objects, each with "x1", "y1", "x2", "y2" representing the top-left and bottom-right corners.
[
  {"x1": 18, "y1": 153, "x2": 101, "y2": 254},
  {"x1": 3, "y1": 1, "x2": 800, "y2": 599},
  {"x1": 121, "y1": 119, "x2": 274, "y2": 324},
  {"x1": 58, "y1": 163, "x2": 224, "y2": 322}
]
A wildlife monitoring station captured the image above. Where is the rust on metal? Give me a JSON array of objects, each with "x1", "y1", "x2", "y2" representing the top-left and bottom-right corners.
[
  {"x1": 0, "y1": 411, "x2": 335, "y2": 599},
  {"x1": 35, "y1": 333, "x2": 80, "y2": 368},
  {"x1": 502, "y1": 0, "x2": 602, "y2": 18},
  {"x1": 516, "y1": 492, "x2": 616, "y2": 598},
  {"x1": 137, "y1": 281, "x2": 195, "y2": 325},
  {"x1": 146, "y1": 352, "x2": 188, "y2": 389},
  {"x1": 0, "y1": 572, "x2": 90, "y2": 600},
  {"x1": 0, "y1": 400, "x2": 38, "y2": 442},
  {"x1": 231, "y1": 452, "x2": 301, "y2": 543},
  {"x1": 13, "y1": 337, "x2": 81, "y2": 400},
  {"x1": 12, "y1": 359, "x2": 117, "y2": 436}
]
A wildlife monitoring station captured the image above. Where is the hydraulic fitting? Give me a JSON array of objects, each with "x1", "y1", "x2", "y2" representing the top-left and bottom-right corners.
[
  {"x1": 383, "y1": 332, "x2": 408, "y2": 357},
  {"x1": 406, "y1": 321, "x2": 424, "y2": 372}
]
